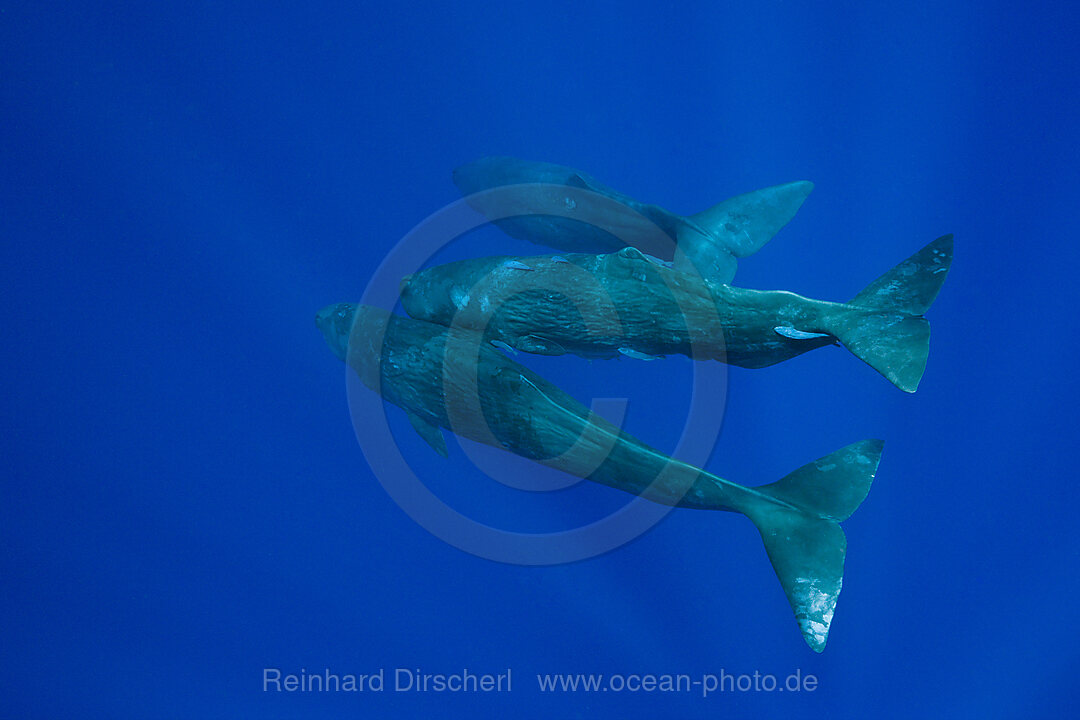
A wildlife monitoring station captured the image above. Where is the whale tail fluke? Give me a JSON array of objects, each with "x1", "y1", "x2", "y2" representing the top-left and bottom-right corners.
[
  {"x1": 743, "y1": 439, "x2": 883, "y2": 653},
  {"x1": 688, "y1": 181, "x2": 815, "y2": 259},
  {"x1": 831, "y1": 234, "x2": 953, "y2": 392},
  {"x1": 678, "y1": 181, "x2": 814, "y2": 283}
]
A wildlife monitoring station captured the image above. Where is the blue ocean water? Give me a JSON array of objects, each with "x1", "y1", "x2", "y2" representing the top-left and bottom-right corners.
[{"x1": 3, "y1": 1, "x2": 1079, "y2": 717}]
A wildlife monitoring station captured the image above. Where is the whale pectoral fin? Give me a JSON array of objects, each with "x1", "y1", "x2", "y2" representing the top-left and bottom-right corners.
[
  {"x1": 517, "y1": 334, "x2": 566, "y2": 356},
  {"x1": 489, "y1": 339, "x2": 518, "y2": 355},
  {"x1": 618, "y1": 347, "x2": 662, "y2": 361},
  {"x1": 565, "y1": 172, "x2": 595, "y2": 190},
  {"x1": 566, "y1": 171, "x2": 628, "y2": 204},
  {"x1": 774, "y1": 326, "x2": 832, "y2": 340},
  {"x1": 407, "y1": 411, "x2": 448, "y2": 458}
]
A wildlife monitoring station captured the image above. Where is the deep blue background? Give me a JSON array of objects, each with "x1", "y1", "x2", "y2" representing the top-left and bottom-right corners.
[{"x1": 3, "y1": 1, "x2": 1078, "y2": 717}]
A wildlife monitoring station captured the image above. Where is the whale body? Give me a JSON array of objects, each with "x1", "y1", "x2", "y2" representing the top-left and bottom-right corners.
[
  {"x1": 316, "y1": 304, "x2": 882, "y2": 651},
  {"x1": 400, "y1": 235, "x2": 954, "y2": 392},
  {"x1": 453, "y1": 156, "x2": 814, "y2": 284}
]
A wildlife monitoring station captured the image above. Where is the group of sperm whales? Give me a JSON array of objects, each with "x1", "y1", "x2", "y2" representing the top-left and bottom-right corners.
[{"x1": 317, "y1": 156, "x2": 953, "y2": 652}]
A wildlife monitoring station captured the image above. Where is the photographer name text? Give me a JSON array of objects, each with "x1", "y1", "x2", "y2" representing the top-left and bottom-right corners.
[{"x1": 263, "y1": 667, "x2": 511, "y2": 693}]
